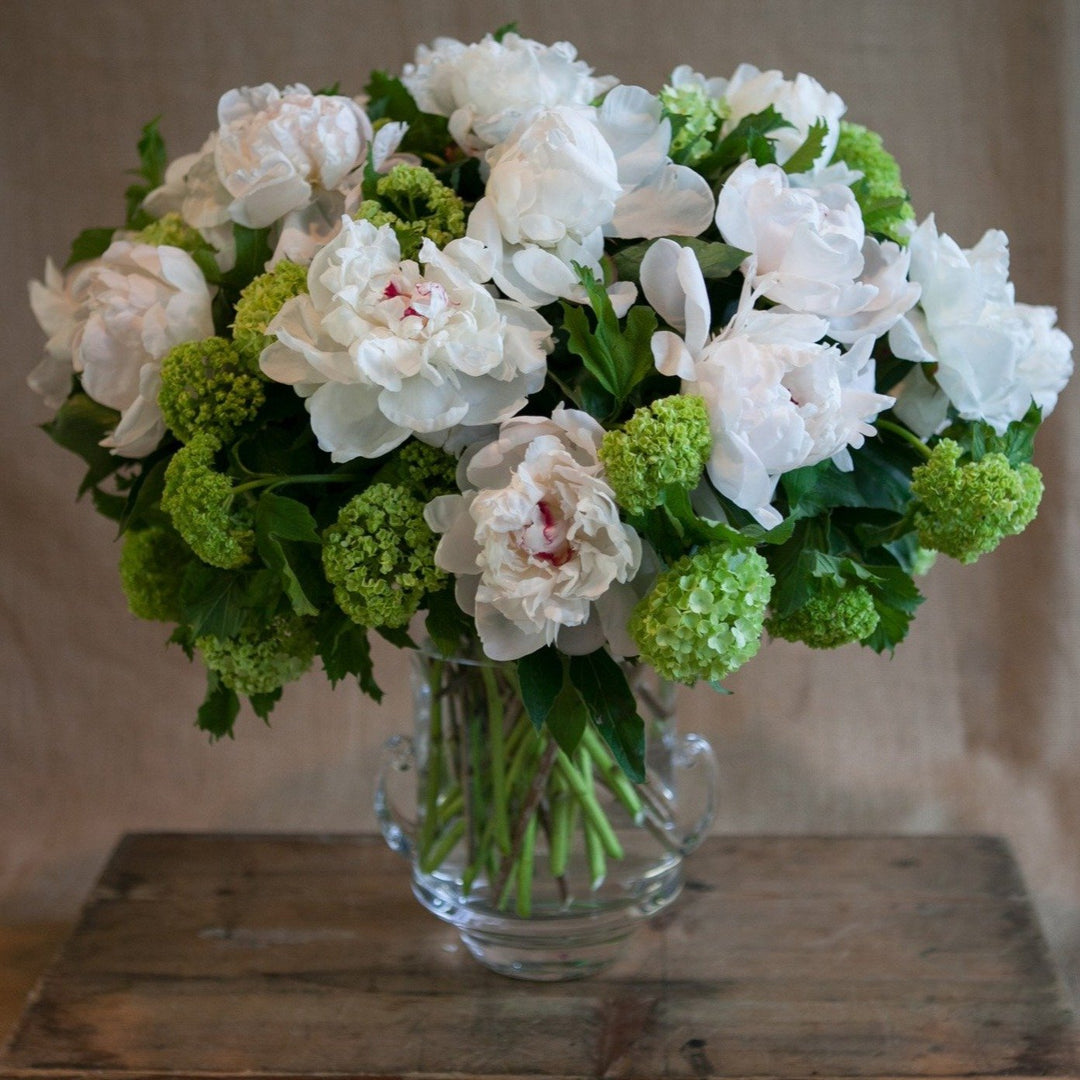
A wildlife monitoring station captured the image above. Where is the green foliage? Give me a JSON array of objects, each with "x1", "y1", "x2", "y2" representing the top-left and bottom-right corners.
[
  {"x1": 196, "y1": 613, "x2": 317, "y2": 696},
  {"x1": 517, "y1": 646, "x2": 565, "y2": 733},
  {"x1": 41, "y1": 392, "x2": 123, "y2": 495},
  {"x1": 630, "y1": 543, "x2": 774, "y2": 686},
  {"x1": 314, "y1": 608, "x2": 383, "y2": 701},
  {"x1": 832, "y1": 122, "x2": 915, "y2": 244},
  {"x1": 197, "y1": 670, "x2": 240, "y2": 740},
  {"x1": 364, "y1": 71, "x2": 452, "y2": 159},
  {"x1": 659, "y1": 80, "x2": 728, "y2": 167},
  {"x1": 254, "y1": 492, "x2": 323, "y2": 617},
  {"x1": 910, "y1": 439, "x2": 1043, "y2": 564},
  {"x1": 65, "y1": 228, "x2": 116, "y2": 269},
  {"x1": 161, "y1": 433, "x2": 255, "y2": 569},
  {"x1": 599, "y1": 395, "x2": 711, "y2": 515},
  {"x1": 561, "y1": 264, "x2": 657, "y2": 416},
  {"x1": 356, "y1": 163, "x2": 466, "y2": 260},
  {"x1": 158, "y1": 337, "x2": 266, "y2": 444},
  {"x1": 781, "y1": 119, "x2": 829, "y2": 175},
  {"x1": 124, "y1": 117, "x2": 167, "y2": 230},
  {"x1": 568, "y1": 651, "x2": 645, "y2": 782},
  {"x1": 231, "y1": 260, "x2": 309, "y2": 368},
  {"x1": 178, "y1": 562, "x2": 280, "y2": 640},
  {"x1": 322, "y1": 483, "x2": 446, "y2": 629},
  {"x1": 612, "y1": 236, "x2": 747, "y2": 285},
  {"x1": 694, "y1": 106, "x2": 792, "y2": 179}
]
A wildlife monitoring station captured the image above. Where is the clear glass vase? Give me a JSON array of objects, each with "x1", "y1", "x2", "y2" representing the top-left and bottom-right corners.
[{"x1": 376, "y1": 645, "x2": 719, "y2": 980}]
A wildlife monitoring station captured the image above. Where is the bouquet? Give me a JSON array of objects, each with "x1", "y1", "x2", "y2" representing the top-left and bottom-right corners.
[{"x1": 28, "y1": 29, "x2": 1073, "y2": 915}]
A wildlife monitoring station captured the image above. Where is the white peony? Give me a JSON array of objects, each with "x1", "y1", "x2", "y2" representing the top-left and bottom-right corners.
[
  {"x1": 401, "y1": 32, "x2": 617, "y2": 155},
  {"x1": 721, "y1": 63, "x2": 846, "y2": 173},
  {"x1": 889, "y1": 216, "x2": 1074, "y2": 435},
  {"x1": 59, "y1": 241, "x2": 214, "y2": 456},
  {"x1": 260, "y1": 218, "x2": 552, "y2": 461},
  {"x1": 214, "y1": 83, "x2": 373, "y2": 229},
  {"x1": 28, "y1": 258, "x2": 90, "y2": 408},
  {"x1": 142, "y1": 135, "x2": 236, "y2": 269},
  {"x1": 467, "y1": 87, "x2": 714, "y2": 310},
  {"x1": 424, "y1": 406, "x2": 644, "y2": 661},
  {"x1": 642, "y1": 238, "x2": 893, "y2": 527}
]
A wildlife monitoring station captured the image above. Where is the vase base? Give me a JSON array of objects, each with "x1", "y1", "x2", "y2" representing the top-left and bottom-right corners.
[{"x1": 414, "y1": 863, "x2": 684, "y2": 981}]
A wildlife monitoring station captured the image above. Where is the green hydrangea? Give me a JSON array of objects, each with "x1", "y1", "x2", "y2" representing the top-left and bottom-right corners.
[
  {"x1": 910, "y1": 439, "x2": 1043, "y2": 565},
  {"x1": 118, "y1": 526, "x2": 191, "y2": 622},
  {"x1": 599, "y1": 395, "x2": 712, "y2": 515},
  {"x1": 323, "y1": 483, "x2": 447, "y2": 629},
  {"x1": 158, "y1": 337, "x2": 265, "y2": 444},
  {"x1": 161, "y1": 432, "x2": 255, "y2": 569},
  {"x1": 197, "y1": 614, "x2": 317, "y2": 696},
  {"x1": 231, "y1": 261, "x2": 309, "y2": 369},
  {"x1": 355, "y1": 164, "x2": 466, "y2": 260},
  {"x1": 133, "y1": 212, "x2": 211, "y2": 255},
  {"x1": 766, "y1": 580, "x2": 880, "y2": 649},
  {"x1": 629, "y1": 543, "x2": 774, "y2": 685},
  {"x1": 659, "y1": 82, "x2": 728, "y2": 167},
  {"x1": 376, "y1": 439, "x2": 459, "y2": 499},
  {"x1": 832, "y1": 122, "x2": 915, "y2": 244}
]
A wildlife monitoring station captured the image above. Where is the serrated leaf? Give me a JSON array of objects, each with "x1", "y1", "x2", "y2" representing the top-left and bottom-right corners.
[
  {"x1": 517, "y1": 646, "x2": 564, "y2": 733},
  {"x1": 197, "y1": 670, "x2": 240, "y2": 740},
  {"x1": 65, "y1": 227, "x2": 116, "y2": 269},
  {"x1": 568, "y1": 651, "x2": 645, "y2": 782},
  {"x1": 254, "y1": 492, "x2": 321, "y2": 617},
  {"x1": 248, "y1": 687, "x2": 283, "y2": 723},
  {"x1": 120, "y1": 455, "x2": 171, "y2": 533},
  {"x1": 90, "y1": 487, "x2": 127, "y2": 522},
  {"x1": 179, "y1": 564, "x2": 281, "y2": 640},
  {"x1": 862, "y1": 564, "x2": 923, "y2": 654},
  {"x1": 169, "y1": 624, "x2": 196, "y2": 660},
  {"x1": 315, "y1": 609, "x2": 382, "y2": 700},
  {"x1": 697, "y1": 106, "x2": 792, "y2": 177},
  {"x1": 376, "y1": 625, "x2": 417, "y2": 650},
  {"x1": 424, "y1": 589, "x2": 473, "y2": 658},
  {"x1": 782, "y1": 119, "x2": 828, "y2": 175}
]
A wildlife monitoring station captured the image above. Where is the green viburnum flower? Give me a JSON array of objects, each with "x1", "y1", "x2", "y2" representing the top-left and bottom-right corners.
[
  {"x1": 118, "y1": 526, "x2": 192, "y2": 623},
  {"x1": 323, "y1": 483, "x2": 447, "y2": 629},
  {"x1": 377, "y1": 439, "x2": 459, "y2": 500},
  {"x1": 659, "y1": 80, "x2": 728, "y2": 167},
  {"x1": 832, "y1": 121, "x2": 915, "y2": 244},
  {"x1": 132, "y1": 212, "x2": 212, "y2": 256},
  {"x1": 197, "y1": 614, "x2": 317, "y2": 697},
  {"x1": 158, "y1": 336, "x2": 265, "y2": 444},
  {"x1": 766, "y1": 580, "x2": 879, "y2": 649},
  {"x1": 910, "y1": 439, "x2": 1043, "y2": 565},
  {"x1": 161, "y1": 432, "x2": 255, "y2": 569},
  {"x1": 231, "y1": 260, "x2": 309, "y2": 369},
  {"x1": 355, "y1": 163, "x2": 466, "y2": 260},
  {"x1": 629, "y1": 543, "x2": 774, "y2": 685},
  {"x1": 599, "y1": 395, "x2": 711, "y2": 515}
]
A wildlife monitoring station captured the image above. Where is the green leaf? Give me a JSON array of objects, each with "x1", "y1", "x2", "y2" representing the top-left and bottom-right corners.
[
  {"x1": 517, "y1": 646, "x2": 564, "y2": 733},
  {"x1": 220, "y1": 225, "x2": 273, "y2": 291},
  {"x1": 179, "y1": 564, "x2": 281, "y2": 640},
  {"x1": 943, "y1": 403, "x2": 1041, "y2": 467},
  {"x1": 119, "y1": 454, "x2": 171, "y2": 533},
  {"x1": 255, "y1": 493, "x2": 322, "y2": 617},
  {"x1": 697, "y1": 106, "x2": 792, "y2": 177},
  {"x1": 197, "y1": 670, "x2": 240, "y2": 740},
  {"x1": 376, "y1": 625, "x2": 417, "y2": 651},
  {"x1": 314, "y1": 81, "x2": 341, "y2": 96},
  {"x1": 248, "y1": 687, "x2": 282, "y2": 722},
  {"x1": 782, "y1": 119, "x2": 828, "y2": 175},
  {"x1": 545, "y1": 679, "x2": 590, "y2": 757},
  {"x1": 90, "y1": 487, "x2": 127, "y2": 521},
  {"x1": 424, "y1": 588, "x2": 473, "y2": 658},
  {"x1": 568, "y1": 651, "x2": 645, "y2": 782},
  {"x1": 169, "y1": 624, "x2": 196, "y2": 660},
  {"x1": 65, "y1": 227, "x2": 116, "y2": 269},
  {"x1": 862, "y1": 564, "x2": 924, "y2": 654},
  {"x1": 492, "y1": 21, "x2": 518, "y2": 42},
  {"x1": 315, "y1": 609, "x2": 382, "y2": 701},
  {"x1": 42, "y1": 393, "x2": 123, "y2": 493},
  {"x1": 612, "y1": 236, "x2": 748, "y2": 286},
  {"x1": 124, "y1": 117, "x2": 167, "y2": 228},
  {"x1": 363, "y1": 71, "x2": 451, "y2": 157}
]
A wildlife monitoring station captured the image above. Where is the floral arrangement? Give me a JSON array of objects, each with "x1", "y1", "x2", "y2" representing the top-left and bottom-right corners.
[{"x1": 29, "y1": 29, "x2": 1073, "y2": 907}]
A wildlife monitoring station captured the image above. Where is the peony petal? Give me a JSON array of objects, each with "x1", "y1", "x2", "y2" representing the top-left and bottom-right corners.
[{"x1": 307, "y1": 381, "x2": 409, "y2": 461}]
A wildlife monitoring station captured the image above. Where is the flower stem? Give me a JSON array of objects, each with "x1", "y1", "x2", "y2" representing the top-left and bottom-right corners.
[
  {"x1": 555, "y1": 749, "x2": 624, "y2": 861},
  {"x1": 876, "y1": 418, "x2": 932, "y2": 460},
  {"x1": 481, "y1": 663, "x2": 511, "y2": 855}
]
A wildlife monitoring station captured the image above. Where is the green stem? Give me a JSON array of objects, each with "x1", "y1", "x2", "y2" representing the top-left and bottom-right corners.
[
  {"x1": 419, "y1": 819, "x2": 466, "y2": 875},
  {"x1": 230, "y1": 472, "x2": 356, "y2": 496},
  {"x1": 580, "y1": 725, "x2": 644, "y2": 823},
  {"x1": 481, "y1": 664, "x2": 511, "y2": 855},
  {"x1": 555, "y1": 749, "x2": 624, "y2": 861},
  {"x1": 417, "y1": 660, "x2": 445, "y2": 860},
  {"x1": 877, "y1": 418, "x2": 932, "y2": 460},
  {"x1": 515, "y1": 815, "x2": 538, "y2": 918}
]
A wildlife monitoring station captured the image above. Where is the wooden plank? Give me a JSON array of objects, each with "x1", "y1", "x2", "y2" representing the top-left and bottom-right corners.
[
  {"x1": 0, "y1": 926, "x2": 70, "y2": 1047},
  {"x1": 1, "y1": 834, "x2": 1076, "y2": 1079}
]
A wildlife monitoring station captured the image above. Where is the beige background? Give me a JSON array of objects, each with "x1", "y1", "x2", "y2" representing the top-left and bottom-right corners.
[{"x1": 2, "y1": 0, "x2": 1078, "y2": 1002}]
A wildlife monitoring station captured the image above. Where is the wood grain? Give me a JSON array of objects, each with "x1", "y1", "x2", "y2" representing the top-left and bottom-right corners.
[{"x1": 0, "y1": 833, "x2": 1076, "y2": 1079}]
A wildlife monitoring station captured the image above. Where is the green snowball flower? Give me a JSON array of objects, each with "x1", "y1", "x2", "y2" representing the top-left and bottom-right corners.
[
  {"x1": 832, "y1": 122, "x2": 916, "y2": 244},
  {"x1": 133, "y1": 212, "x2": 211, "y2": 256},
  {"x1": 766, "y1": 580, "x2": 880, "y2": 649},
  {"x1": 323, "y1": 483, "x2": 447, "y2": 629},
  {"x1": 910, "y1": 439, "x2": 1043, "y2": 565},
  {"x1": 118, "y1": 526, "x2": 192, "y2": 623},
  {"x1": 376, "y1": 439, "x2": 459, "y2": 500},
  {"x1": 197, "y1": 614, "x2": 317, "y2": 697},
  {"x1": 231, "y1": 260, "x2": 309, "y2": 369},
  {"x1": 659, "y1": 81, "x2": 728, "y2": 167},
  {"x1": 629, "y1": 543, "x2": 774, "y2": 685},
  {"x1": 158, "y1": 336, "x2": 265, "y2": 444},
  {"x1": 355, "y1": 163, "x2": 466, "y2": 261},
  {"x1": 161, "y1": 432, "x2": 255, "y2": 569},
  {"x1": 598, "y1": 395, "x2": 712, "y2": 516}
]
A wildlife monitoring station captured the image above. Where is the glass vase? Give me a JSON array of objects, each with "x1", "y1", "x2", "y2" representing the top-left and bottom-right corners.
[{"x1": 376, "y1": 645, "x2": 719, "y2": 980}]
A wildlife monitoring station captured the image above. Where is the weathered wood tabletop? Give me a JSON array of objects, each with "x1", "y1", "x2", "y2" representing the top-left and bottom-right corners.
[{"x1": 1, "y1": 833, "x2": 1076, "y2": 1079}]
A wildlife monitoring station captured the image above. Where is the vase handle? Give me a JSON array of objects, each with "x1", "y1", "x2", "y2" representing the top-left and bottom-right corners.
[
  {"x1": 375, "y1": 734, "x2": 419, "y2": 857},
  {"x1": 643, "y1": 732, "x2": 720, "y2": 856}
]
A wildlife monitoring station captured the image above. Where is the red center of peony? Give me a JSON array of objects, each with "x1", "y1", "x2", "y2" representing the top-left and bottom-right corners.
[{"x1": 521, "y1": 500, "x2": 574, "y2": 567}]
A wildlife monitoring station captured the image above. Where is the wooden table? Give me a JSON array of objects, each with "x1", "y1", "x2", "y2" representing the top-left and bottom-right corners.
[{"x1": 1, "y1": 833, "x2": 1076, "y2": 1079}]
